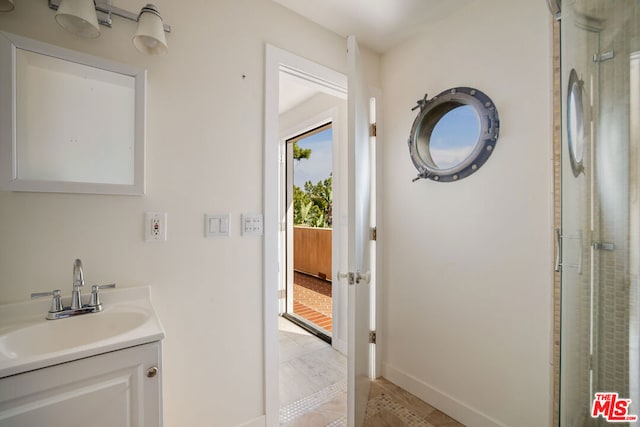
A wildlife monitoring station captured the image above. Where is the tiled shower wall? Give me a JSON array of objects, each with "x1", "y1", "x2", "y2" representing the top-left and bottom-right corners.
[{"x1": 592, "y1": 0, "x2": 635, "y2": 403}]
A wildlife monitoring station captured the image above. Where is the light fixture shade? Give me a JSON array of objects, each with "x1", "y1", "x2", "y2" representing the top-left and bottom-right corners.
[
  {"x1": 0, "y1": 0, "x2": 14, "y2": 12},
  {"x1": 133, "y1": 4, "x2": 167, "y2": 55},
  {"x1": 55, "y1": 0, "x2": 100, "y2": 39}
]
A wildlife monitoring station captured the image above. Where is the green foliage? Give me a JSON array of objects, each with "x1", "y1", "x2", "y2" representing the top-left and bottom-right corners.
[
  {"x1": 293, "y1": 175, "x2": 332, "y2": 228},
  {"x1": 293, "y1": 142, "x2": 312, "y2": 161},
  {"x1": 291, "y1": 141, "x2": 331, "y2": 228}
]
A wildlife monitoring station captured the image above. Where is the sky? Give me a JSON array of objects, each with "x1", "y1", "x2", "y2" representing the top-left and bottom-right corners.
[
  {"x1": 428, "y1": 105, "x2": 480, "y2": 169},
  {"x1": 294, "y1": 127, "x2": 332, "y2": 187}
]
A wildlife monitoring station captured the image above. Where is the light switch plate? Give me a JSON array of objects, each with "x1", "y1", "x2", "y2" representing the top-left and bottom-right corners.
[
  {"x1": 242, "y1": 213, "x2": 263, "y2": 236},
  {"x1": 205, "y1": 213, "x2": 230, "y2": 237}
]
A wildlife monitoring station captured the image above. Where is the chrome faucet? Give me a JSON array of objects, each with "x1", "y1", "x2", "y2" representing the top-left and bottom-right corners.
[
  {"x1": 71, "y1": 259, "x2": 85, "y2": 309},
  {"x1": 31, "y1": 258, "x2": 116, "y2": 320}
]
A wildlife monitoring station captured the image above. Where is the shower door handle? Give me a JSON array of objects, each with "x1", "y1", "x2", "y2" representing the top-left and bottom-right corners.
[
  {"x1": 555, "y1": 228, "x2": 562, "y2": 272},
  {"x1": 577, "y1": 230, "x2": 583, "y2": 275}
]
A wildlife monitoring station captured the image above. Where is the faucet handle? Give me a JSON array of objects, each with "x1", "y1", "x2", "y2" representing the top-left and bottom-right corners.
[
  {"x1": 73, "y1": 259, "x2": 84, "y2": 289},
  {"x1": 88, "y1": 283, "x2": 116, "y2": 307},
  {"x1": 31, "y1": 289, "x2": 64, "y2": 313}
]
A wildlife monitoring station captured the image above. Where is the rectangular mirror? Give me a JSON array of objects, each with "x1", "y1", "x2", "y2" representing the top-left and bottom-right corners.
[{"x1": 0, "y1": 32, "x2": 146, "y2": 195}]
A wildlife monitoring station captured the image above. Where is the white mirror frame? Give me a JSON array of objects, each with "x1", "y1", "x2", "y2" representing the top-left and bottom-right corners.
[{"x1": 0, "y1": 32, "x2": 146, "y2": 195}]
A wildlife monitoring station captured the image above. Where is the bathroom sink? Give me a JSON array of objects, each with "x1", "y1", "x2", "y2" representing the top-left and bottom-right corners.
[
  {"x1": 0, "y1": 286, "x2": 164, "y2": 378},
  {"x1": 0, "y1": 310, "x2": 148, "y2": 358}
]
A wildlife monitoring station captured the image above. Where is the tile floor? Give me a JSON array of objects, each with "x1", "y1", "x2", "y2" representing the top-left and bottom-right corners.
[
  {"x1": 279, "y1": 317, "x2": 466, "y2": 426},
  {"x1": 293, "y1": 272, "x2": 333, "y2": 332},
  {"x1": 279, "y1": 316, "x2": 347, "y2": 426},
  {"x1": 365, "y1": 378, "x2": 465, "y2": 426}
]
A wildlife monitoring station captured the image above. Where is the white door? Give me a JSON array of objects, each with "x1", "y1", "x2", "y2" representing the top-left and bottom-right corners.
[{"x1": 346, "y1": 35, "x2": 374, "y2": 427}]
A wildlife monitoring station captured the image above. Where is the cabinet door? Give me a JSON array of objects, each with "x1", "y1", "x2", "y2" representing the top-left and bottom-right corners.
[{"x1": 0, "y1": 342, "x2": 162, "y2": 427}]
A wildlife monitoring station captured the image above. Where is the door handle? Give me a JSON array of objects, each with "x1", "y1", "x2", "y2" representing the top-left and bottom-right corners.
[
  {"x1": 337, "y1": 271, "x2": 353, "y2": 284},
  {"x1": 577, "y1": 230, "x2": 583, "y2": 275},
  {"x1": 355, "y1": 271, "x2": 371, "y2": 285},
  {"x1": 337, "y1": 271, "x2": 370, "y2": 285},
  {"x1": 555, "y1": 228, "x2": 562, "y2": 272}
]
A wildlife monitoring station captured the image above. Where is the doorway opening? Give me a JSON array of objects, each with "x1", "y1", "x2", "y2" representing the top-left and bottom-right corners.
[
  {"x1": 276, "y1": 62, "x2": 349, "y2": 356},
  {"x1": 275, "y1": 57, "x2": 349, "y2": 426},
  {"x1": 265, "y1": 42, "x2": 378, "y2": 426},
  {"x1": 284, "y1": 123, "x2": 334, "y2": 342}
]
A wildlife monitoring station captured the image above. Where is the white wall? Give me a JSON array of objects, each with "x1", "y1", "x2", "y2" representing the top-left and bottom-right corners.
[
  {"x1": 379, "y1": 1, "x2": 553, "y2": 426},
  {"x1": 0, "y1": 1, "x2": 377, "y2": 426}
]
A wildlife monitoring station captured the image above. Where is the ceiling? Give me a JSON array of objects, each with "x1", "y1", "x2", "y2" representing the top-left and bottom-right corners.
[
  {"x1": 279, "y1": 72, "x2": 319, "y2": 114},
  {"x1": 276, "y1": 0, "x2": 475, "y2": 113},
  {"x1": 271, "y1": 0, "x2": 474, "y2": 53}
]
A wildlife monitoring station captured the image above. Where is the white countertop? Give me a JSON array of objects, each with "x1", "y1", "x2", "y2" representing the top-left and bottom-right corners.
[{"x1": 0, "y1": 286, "x2": 165, "y2": 378}]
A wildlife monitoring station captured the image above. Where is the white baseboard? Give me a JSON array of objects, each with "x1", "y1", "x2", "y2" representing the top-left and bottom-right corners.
[
  {"x1": 236, "y1": 415, "x2": 266, "y2": 427},
  {"x1": 381, "y1": 363, "x2": 507, "y2": 427}
]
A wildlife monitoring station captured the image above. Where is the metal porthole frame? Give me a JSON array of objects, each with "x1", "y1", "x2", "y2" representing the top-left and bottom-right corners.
[{"x1": 407, "y1": 87, "x2": 500, "y2": 182}]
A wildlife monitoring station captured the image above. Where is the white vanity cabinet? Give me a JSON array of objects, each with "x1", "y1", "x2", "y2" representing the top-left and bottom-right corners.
[{"x1": 0, "y1": 341, "x2": 162, "y2": 427}]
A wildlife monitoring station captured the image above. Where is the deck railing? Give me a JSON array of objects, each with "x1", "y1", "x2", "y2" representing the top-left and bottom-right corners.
[{"x1": 293, "y1": 226, "x2": 332, "y2": 280}]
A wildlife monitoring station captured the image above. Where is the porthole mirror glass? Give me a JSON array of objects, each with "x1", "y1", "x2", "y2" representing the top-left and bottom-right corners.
[
  {"x1": 408, "y1": 87, "x2": 499, "y2": 182},
  {"x1": 567, "y1": 68, "x2": 586, "y2": 177},
  {"x1": 428, "y1": 105, "x2": 480, "y2": 169}
]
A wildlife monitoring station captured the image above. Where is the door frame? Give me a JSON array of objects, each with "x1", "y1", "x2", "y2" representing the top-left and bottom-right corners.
[{"x1": 264, "y1": 44, "x2": 348, "y2": 427}]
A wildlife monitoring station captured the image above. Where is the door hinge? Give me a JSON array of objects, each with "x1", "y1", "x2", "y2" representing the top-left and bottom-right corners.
[
  {"x1": 592, "y1": 241, "x2": 615, "y2": 251},
  {"x1": 370, "y1": 123, "x2": 377, "y2": 137},
  {"x1": 369, "y1": 226, "x2": 377, "y2": 241},
  {"x1": 369, "y1": 330, "x2": 377, "y2": 344},
  {"x1": 593, "y1": 50, "x2": 614, "y2": 63}
]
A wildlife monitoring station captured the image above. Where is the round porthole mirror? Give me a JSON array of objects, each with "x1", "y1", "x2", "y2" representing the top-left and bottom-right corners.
[
  {"x1": 567, "y1": 69, "x2": 586, "y2": 177},
  {"x1": 408, "y1": 87, "x2": 499, "y2": 182}
]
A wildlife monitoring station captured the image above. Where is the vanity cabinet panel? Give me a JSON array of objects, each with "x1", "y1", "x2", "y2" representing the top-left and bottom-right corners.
[{"x1": 0, "y1": 341, "x2": 162, "y2": 427}]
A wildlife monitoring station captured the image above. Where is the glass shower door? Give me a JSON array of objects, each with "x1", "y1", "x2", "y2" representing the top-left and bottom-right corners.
[
  {"x1": 560, "y1": 1, "x2": 640, "y2": 425},
  {"x1": 560, "y1": 5, "x2": 598, "y2": 423}
]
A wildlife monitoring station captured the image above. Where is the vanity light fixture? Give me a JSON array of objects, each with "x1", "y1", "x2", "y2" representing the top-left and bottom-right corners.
[
  {"x1": 0, "y1": 0, "x2": 14, "y2": 12},
  {"x1": 48, "y1": 0, "x2": 171, "y2": 55},
  {"x1": 55, "y1": 0, "x2": 101, "y2": 38},
  {"x1": 132, "y1": 4, "x2": 167, "y2": 55}
]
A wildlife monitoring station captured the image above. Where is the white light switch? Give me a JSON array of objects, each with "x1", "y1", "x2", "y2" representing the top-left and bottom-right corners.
[
  {"x1": 242, "y1": 214, "x2": 263, "y2": 236},
  {"x1": 219, "y1": 217, "x2": 229, "y2": 233},
  {"x1": 205, "y1": 214, "x2": 229, "y2": 237}
]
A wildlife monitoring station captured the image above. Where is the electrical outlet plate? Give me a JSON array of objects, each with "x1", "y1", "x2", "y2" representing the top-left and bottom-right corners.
[
  {"x1": 242, "y1": 213, "x2": 263, "y2": 236},
  {"x1": 145, "y1": 212, "x2": 167, "y2": 242},
  {"x1": 205, "y1": 213, "x2": 230, "y2": 237}
]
